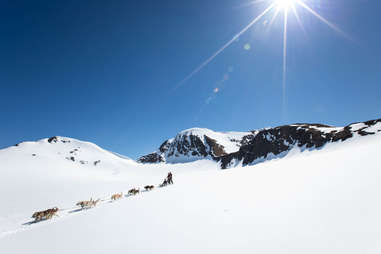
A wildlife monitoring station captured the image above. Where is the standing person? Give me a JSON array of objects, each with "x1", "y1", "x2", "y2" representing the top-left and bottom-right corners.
[{"x1": 167, "y1": 172, "x2": 173, "y2": 184}]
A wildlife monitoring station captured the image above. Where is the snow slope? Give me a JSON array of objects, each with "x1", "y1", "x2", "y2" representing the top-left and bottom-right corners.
[
  {"x1": 0, "y1": 136, "x2": 137, "y2": 219},
  {"x1": 0, "y1": 132, "x2": 381, "y2": 253}
]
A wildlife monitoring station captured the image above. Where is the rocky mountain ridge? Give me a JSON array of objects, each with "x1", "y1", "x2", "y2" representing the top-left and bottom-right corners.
[
  {"x1": 138, "y1": 118, "x2": 381, "y2": 168},
  {"x1": 4, "y1": 118, "x2": 381, "y2": 169}
]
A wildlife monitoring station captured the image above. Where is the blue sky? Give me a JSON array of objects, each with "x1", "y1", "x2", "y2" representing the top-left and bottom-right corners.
[{"x1": 0, "y1": 0, "x2": 380, "y2": 159}]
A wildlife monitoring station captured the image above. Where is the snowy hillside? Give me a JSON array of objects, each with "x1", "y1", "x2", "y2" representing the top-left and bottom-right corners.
[
  {"x1": 0, "y1": 127, "x2": 381, "y2": 253},
  {"x1": 0, "y1": 136, "x2": 137, "y2": 219},
  {"x1": 11, "y1": 135, "x2": 136, "y2": 167}
]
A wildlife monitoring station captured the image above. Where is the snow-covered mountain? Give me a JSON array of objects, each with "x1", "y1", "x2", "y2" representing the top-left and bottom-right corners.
[
  {"x1": 9, "y1": 135, "x2": 136, "y2": 168},
  {"x1": 220, "y1": 118, "x2": 381, "y2": 168},
  {"x1": 138, "y1": 128, "x2": 251, "y2": 164},
  {"x1": 138, "y1": 118, "x2": 381, "y2": 168},
  {"x1": 4, "y1": 118, "x2": 380, "y2": 171}
]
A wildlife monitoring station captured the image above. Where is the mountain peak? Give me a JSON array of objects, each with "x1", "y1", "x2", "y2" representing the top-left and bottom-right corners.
[
  {"x1": 138, "y1": 128, "x2": 252, "y2": 164},
  {"x1": 4, "y1": 135, "x2": 135, "y2": 168}
]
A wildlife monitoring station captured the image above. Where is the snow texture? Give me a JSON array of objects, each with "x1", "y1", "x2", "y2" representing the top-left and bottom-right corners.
[{"x1": 0, "y1": 132, "x2": 381, "y2": 253}]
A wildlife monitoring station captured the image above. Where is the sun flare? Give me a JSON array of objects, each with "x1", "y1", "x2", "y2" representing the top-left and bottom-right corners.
[
  {"x1": 177, "y1": 0, "x2": 349, "y2": 119},
  {"x1": 276, "y1": 0, "x2": 297, "y2": 10}
]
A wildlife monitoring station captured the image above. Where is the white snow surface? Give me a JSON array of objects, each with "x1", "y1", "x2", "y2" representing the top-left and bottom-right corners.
[
  {"x1": 177, "y1": 127, "x2": 251, "y2": 154},
  {"x1": 1, "y1": 134, "x2": 381, "y2": 253},
  {"x1": 365, "y1": 122, "x2": 381, "y2": 133}
]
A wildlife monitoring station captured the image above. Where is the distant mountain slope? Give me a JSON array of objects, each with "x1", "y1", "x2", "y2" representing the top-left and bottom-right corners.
[
  {"x1": 137, "y1": 128, "x2": 251, "y2": 164},
  {"x1": 6, "y1": 135, "x2": 136, "y2": 168},
  {"x1": 219, "y1": 119, "x2": 381, "y2": 168},
  {"x1": 138, "y1": 118, "x2": 381, "y2": 168}
]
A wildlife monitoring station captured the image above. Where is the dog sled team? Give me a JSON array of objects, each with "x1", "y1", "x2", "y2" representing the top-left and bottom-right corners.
[{"x1": 31, "y1": 172, "x2": 174, "y2": 222}]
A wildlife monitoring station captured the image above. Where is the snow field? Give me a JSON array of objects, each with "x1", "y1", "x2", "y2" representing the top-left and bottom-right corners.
[{"x1": 0, "y1": 134, "x2": 381, "y2": 253}]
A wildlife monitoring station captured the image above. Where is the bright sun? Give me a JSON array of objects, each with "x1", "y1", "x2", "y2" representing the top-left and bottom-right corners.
[{"x1": 276, "y1": 0, "x2": 297, "y2": 9}]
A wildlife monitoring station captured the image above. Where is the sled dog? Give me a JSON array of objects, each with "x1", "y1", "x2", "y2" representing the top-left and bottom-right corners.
[
  {"x1": 144, "y1": 185, "x2": 154, "y2": 191},
  {"x1": 128, "y1": 188, "x2": 139, "y2": 195},
  {"x1": 76, "y1": 198, "x2": 100, "y2": 209},
  {"x1": 111, "y1": 192, "x2": 123, "y2": 201},
  {"x1": 32, "y1": 207, "x2": 59, "y2": 221}
]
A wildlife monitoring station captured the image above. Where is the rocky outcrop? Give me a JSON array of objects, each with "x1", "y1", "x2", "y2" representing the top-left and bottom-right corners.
[
  {"x1": 48, "y1": 136, "x2": 71, "y2": 144},
  {"x1": 219, "y1": 119, "x2": 381, "y2": 169},
  {"x1": 204, "y1": 136, "x2": 227, "y2": 157},
  {"x1": 48, "y1": 136, "x2": 58, "y2": 143},
  {"x1": 137, "y1": 128, "x2": 250, "y2": 164},
  {"x1": 138, "y1": 153, "x2": 164, "y2": 163},
  {"x1": 138, "y1": 118, "x2": 381, "y2": 168}
]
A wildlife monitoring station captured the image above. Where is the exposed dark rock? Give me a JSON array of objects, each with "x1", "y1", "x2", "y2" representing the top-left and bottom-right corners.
[
  {"x1": 159, "y1": 140, "x2": 171, "y2": 153},
  {"x1": 48, "y1": 137, "x2": 58, "y2": 143},
  {"x1": 219, "y1": 119, "x2": 381, "y2": 169},
  {"x1": 205, "y1": 136, "x2": 227, "y2": 157},
  {"x1": 48, "y1": 136, "x2": 71, "y2": 144},
  {"x1": 94, "y1": 160, "x2": 101, "y2": 166},
  {"x1": 364, "y1": 119, "x2": 381, "y2": 126},
  {"x1": 331, "y1": 126, "x2": 353, "y2": 142},
  {"x1": 138, "y1": 153, "x2": 164, "y2": 163},
  {"x1": 219, "y1": 125, "x2": 330, "y2": 169},
  {"x1": 357, "y1": 128, "x2": 375, "y2": 136}
]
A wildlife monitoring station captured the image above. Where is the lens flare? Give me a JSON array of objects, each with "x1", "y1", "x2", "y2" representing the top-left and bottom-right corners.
[{"x1": 176, "y1": 0, "x2": 350, "y2": 119}]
